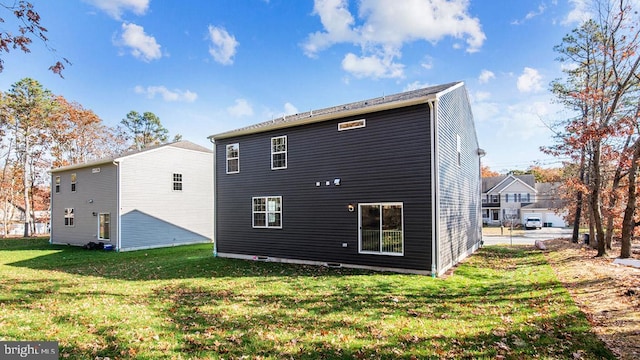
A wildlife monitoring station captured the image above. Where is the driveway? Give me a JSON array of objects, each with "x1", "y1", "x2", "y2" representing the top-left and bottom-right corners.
[{"x1": 482, "y1": 227, "x2": 574, "y2": 246}]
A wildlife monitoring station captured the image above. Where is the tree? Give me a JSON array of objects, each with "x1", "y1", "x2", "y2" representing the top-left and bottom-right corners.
[
  {"x1": 0, "y1": 1, "x2": 68, "y2": 76},
  {"x1": 49, "y1": 96, "x2": 124, "y2": 167},
  {"x1": 0, "y1": 78, "x2": 55, "y2": 236},
  {"x1": 546, "y1": 0, "x2": 640, "y2": 257},
  {"x1": 120, "y1": 111, "x2": 169, "y2": 150},
  {"x1": 481, "y1": 165, "x2": 499, "y2": 178}
]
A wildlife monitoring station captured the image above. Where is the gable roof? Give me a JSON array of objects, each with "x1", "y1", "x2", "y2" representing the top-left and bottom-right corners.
[
  {"x1": 522, "y1": 182, "x2": 566, "y2": 209},
  {"x1": 482, "y1": 174, "x2": 536, "y2": 193},
  {"x1": 209, "y1": 81, "x2": 464, "y2": 140},
  {"x1": 50, "y1": 140, "x2": 212, "y2": 173}
]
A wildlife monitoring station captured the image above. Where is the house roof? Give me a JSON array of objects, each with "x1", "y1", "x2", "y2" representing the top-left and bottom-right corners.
[
  {"x1": 482, "y1": 174, "x2": 536, "y2": 193},
  {"x1": 50, "y1": 140, "x2": 212, "y2": 173},
  {"x1": 209, "y1": 81, "x2": 464, "y2": 140},
  {"x1": 522, "y1": 182, "x2": 565, "y2": 209}
]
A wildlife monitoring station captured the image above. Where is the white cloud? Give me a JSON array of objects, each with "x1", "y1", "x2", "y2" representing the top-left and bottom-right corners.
[
  {"x1": 403, "y1": 81, "x2": 431, "y2": 92},
  {"x1": 227, "y1": 99, "x2": 254, "y2": 118},
  {"x1": 473, "y1": 91, "x2": 491, "y2": 102},
  {"x1": 511, "y1": 4, "x2": 546, "y2": 25},
  {"x1": 341, "y1": 53, "x2": 404, "y2": 79},
  {"x1": 84, "y1": 0, "x2": 149, "y2": 20},
  {"x1": 478, "y1": 69, "x2": 495, "y2": 84},
  {"x1": 517, "y1": 67, "x2": 543, "y2": 93},
  {"x1": 208, "y1": 25, "x2": 239, "y2": 65},
  {"x1": 134, "y1": 85, "x2": 197, "y2": 102},
  {"x1": 303, "y1": 0, "x2": 485, "y2": 79},
  {"x1": 116, "y1": 23, "x2": 162, "y2": 62},
  {"x1": 283, "y1": 102, "x2": 298, "y2": 115},
  {"x1": 563, "y1": 0, "x2": 592, "y2": 25}
]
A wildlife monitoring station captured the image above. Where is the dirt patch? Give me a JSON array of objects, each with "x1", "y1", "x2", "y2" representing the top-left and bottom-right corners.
[{"x1": 543, "y1": 238, "x2": 640, "y2": 360}]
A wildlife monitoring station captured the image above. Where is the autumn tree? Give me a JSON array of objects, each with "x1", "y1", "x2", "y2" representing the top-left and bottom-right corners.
[
  {"x1": 49, "y1": 97, "x2": 124, "y2": 167},
  {"x1": 120, "y1": 111, "x2": 169, "y2": 151},
  {"x1": 481, "y1": 165, "x2": 499, "y2": 178},
  {"x1": 0, "y1": 1, "x2": 68, "y2": 76},
  {"x1": 546, "y1": 0, "x2": 640, "y2": 256},
  {"x1": 0, "y1": 78, "x2": 55, "y2": 236}
]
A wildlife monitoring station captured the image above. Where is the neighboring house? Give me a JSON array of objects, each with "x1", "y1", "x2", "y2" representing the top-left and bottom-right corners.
[
  {"x1": 521, "y1": 182, "x2": 567, "y2": 227},
  {"x1": 209, "y1": 82, "x2": 483, "y2": 276},
  {"x1": 50, "y1": 141, "x2": 213, "y2": 251},
  {"x1": 0, "y1": 202, "x2": 49, "y2": 236},
  {"x1": 481, "y1": 175, "x2": 566, "y2": 227}
]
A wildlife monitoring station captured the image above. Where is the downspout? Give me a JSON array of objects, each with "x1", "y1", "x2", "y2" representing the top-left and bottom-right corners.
[
  {"x1": 429, "y1": 100, "x2": 438, "y2": 278},
  {"x1": 478, "y1": 148, "x2": 487, "y2": 247},
  {"x1": 113, "y1": 161, "x2": 121, "y2": 252},
  {"x1": 208, "y1": 136, "x2": 217, "y2": 257}
]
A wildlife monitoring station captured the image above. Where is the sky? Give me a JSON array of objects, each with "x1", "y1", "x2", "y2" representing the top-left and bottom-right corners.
[{"x1": 0, "y1": 0, "x2": 596, "y2": 172}]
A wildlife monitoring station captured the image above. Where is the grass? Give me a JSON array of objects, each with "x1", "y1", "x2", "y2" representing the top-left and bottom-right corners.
[{"x1": 0, "y1": 238, "x2": 614, "y2": 359}]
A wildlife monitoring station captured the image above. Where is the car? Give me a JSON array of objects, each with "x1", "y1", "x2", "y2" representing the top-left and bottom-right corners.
[{"x1": 525, "y1": 217, "x2": 542, "y2": 230}]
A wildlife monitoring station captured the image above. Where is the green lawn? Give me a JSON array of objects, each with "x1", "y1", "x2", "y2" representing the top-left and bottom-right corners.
[{"x1": 0, "y1": 238, "x2": 613, "y2": 359}]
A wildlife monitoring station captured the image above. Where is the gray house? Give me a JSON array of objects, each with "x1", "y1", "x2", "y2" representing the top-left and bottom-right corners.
[
  {"x1": 209, "y1": 82, "x2": 483, "y2": 276},
  {"x1": 50, "y1": 141, "x2": 213, "y2": 251}
]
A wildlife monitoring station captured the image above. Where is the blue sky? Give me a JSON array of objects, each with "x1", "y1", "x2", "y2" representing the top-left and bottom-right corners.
[{"x1": 0, "y1": 0, "x2": 594, "y2": 172}]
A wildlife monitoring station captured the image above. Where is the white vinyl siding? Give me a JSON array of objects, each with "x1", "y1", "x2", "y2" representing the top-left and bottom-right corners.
[
  {"x1": 226, "y1": 143, "x2": 239, "y2": 174},
  {"x1": 271, "y1": 136, "x2": 287, "y2": 170},
  {"x1": 252, "y1": 196, "x2": 282, "y2": 228}
]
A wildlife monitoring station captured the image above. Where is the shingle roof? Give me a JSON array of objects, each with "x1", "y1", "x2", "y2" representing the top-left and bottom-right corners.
[
  {"x1": 482, "y1": 174, "x2": 536, "y2": 193},
  {"x1": 50, "y1": 140, "x2": 212, "y2": 173},
  {"x1": 209, "y1": 81, "x2": 463, "y2": 140},
  {"x1": 522, "y1": 182, "x2": 566, "y2": 209}
]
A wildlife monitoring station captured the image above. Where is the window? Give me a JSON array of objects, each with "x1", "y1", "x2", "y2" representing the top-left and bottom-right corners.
[
  {"x1": 226, "y1": 143, "x2": 239, "y2": 174},
  {"x1": 359, "y1": 203, "x2": 403, "y2": 255},
  {"x1": 64, "y1": 208, "x2": 74, "y2": 227},
  {"x1": 70, "y1": 173, "x2": 77, "y2": 192},
  {"x1": 98, "y1": 213, "x2": 110, "y2": 240},
  {"x1": 55, "y1": 176, "x2": 60, "y2": 193},
  {"x1": 173, "y1": 173, "x2": 183, "y2": 191},
  {"x1": 252, "y1": 196, "x2": 282, "y2": 228},
  {"x1": 271, "y1": 136, "x2": 287, "y2": 170},
  {"x1": 490, "y1": 195, "x2": 499, "y2": 203}
]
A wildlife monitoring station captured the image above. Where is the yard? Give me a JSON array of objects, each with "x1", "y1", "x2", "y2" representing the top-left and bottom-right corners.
[{"x1": 0, "y1": 238, "x2": 615, "y2": 359}]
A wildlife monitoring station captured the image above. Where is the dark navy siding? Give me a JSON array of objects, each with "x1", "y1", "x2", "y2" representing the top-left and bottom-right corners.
[{"x1": 215, "y1": 104, "x2": 433, "y2": 271}]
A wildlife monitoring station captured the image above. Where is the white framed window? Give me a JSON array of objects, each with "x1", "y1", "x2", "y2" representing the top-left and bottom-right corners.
[
  {"x1": 64, "y1": 208, "x2": 74, "y2": 227},
  {"x1": 271, "y1": 136, "x2": 287, "y2": 170},
  {"x1": 98, "y1": 213, "x2": 110, "y2": 240},
  {"x1": 252, "y1": 196, "x2": 282, "y2": 228},
  {"x1": 359, "y1": 203, "x2": 404, "y2": 256},
  {"x1": 490, "y1": 194, "x2": 499, "y2": 203},
  {"x1": 70, "y1": 173, "x2": 77, "y2": 192},
  {"x1": 55, "y1": 176, "x2": 60, "y2": 193},
  {"x1": 226, "y1": 143, "x2": 239, "y2": 174},
  {"x1": 173, "y1": 173, "x2": 183, "y2": 191}
]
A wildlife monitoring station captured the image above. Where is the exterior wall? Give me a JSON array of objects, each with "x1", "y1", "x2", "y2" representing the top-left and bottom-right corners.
[
  {"x1": 435, "y1": 85, "x2": 482, "y2": 275},
  {"x1": 215, "y1": 105, "x2": 433, "y2": 272},
  {"x1": 521, "y1": 210, "x2": 567, "y2": 227},
  {"x1": 50, "y1": 163, "x2": 118, "y2": 246},
  {"x1": 118, "y1": 146, "x2": 213, "y2": 250}
]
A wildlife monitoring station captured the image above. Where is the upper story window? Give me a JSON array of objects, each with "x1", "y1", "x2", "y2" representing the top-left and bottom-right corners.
[
  {"x1": 226, "y1": 143, "x2": 239, "y2": 174},
  {"x1": 70, "y1": 173, "x2": 77, "y2": 192},
  {"x1": 173, "y1": 173, "x2": 183, "y2": 191},
  {"x1": 55, "y1": 176, "x2": 61, "y2": 193},
  {"x1": 490, "y1": 195, "x2": 499, "y2": 203},
  {"x1": 271, "y1": 136, "x2": 287, "y2": 170}
]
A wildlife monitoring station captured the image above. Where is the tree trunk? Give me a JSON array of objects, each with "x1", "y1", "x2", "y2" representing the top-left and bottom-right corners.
[
  {"x1": 21, "y1": 136, "x2": 31, "y2": 238},
  {"x1": 572, "y1": 151, "x2": 586, "y2": 243},
  {"x1": 592, "y1": 143, "x2": 607, "y2": 257},
  {"x1": 620, "y1": 142, "x2": 640, "y2": 258}
]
